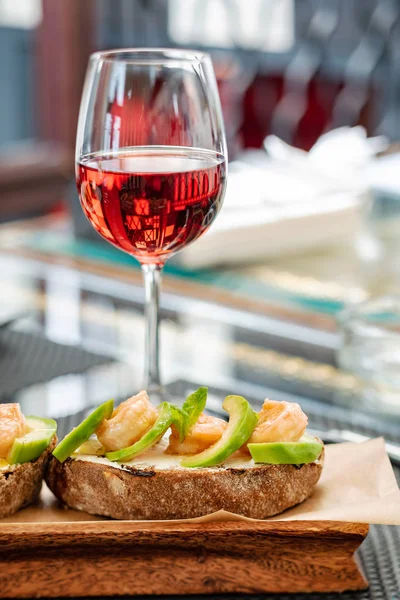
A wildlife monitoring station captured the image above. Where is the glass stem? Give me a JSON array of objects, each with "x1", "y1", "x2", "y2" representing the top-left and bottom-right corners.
[{"x1": 142, "y1": 263, "x2": 163, "y2": 392}]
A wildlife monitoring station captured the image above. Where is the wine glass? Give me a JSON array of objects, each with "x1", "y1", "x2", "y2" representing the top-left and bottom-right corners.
[{"x1": 76, "y1": 49, "x2": 227, "y2": 394}]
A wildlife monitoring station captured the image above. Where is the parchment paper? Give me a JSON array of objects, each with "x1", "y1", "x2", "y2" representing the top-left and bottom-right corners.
[{"x1": 3, "y1": 438, "x2": 400, "y2": 525}]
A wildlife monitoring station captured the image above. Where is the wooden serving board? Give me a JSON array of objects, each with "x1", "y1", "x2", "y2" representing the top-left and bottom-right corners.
[{"x1": 0, "y1": 517, "x2": 368, "y2": 596}]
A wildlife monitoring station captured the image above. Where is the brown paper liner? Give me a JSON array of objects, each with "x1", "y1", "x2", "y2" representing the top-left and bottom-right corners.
[{"x1": 3, "y1": 437, "x2": 400, "y2": 525}]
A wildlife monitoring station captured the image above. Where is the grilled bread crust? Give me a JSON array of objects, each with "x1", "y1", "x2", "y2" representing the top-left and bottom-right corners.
[
  {"x1": 46, "y1": 447, "x2": 324, "y2": 520},
  {"x1": 0, "y1": 437, "x2": 57, "y2": 519}
]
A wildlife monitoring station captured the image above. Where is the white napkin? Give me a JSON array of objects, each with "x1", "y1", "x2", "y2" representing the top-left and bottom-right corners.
[{"x1": 179, "y1": 127, "x2": 387, "y2": 269}]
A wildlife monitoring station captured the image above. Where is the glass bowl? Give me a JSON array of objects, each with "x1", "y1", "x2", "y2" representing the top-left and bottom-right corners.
[{"x1": 337, "y1": 295, "x2": 400, "y2": 411}]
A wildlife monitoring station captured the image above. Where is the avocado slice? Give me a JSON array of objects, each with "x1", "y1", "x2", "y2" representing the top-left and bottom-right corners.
[
  {"x1": 7, "y1": 416, "x2": 57, "y2": 465},
  {"x1": 181, "y1": 395, "x2": 258, "y2": 468},
  {"x1": 53, "y1": 399, "x2": 114, "y2": 463},
  {"x1": 180, "y1": 387, "x2": 208, "y2": 440},
  {"x1": 248, "y1": 433, "x2": 323, "y2": 465},
  {"x1": 168, "y1": 403, "x2": 187, "y2": 444},
  {"x1": 106, "y1": 402, "x2": 182, "y2": 462}
]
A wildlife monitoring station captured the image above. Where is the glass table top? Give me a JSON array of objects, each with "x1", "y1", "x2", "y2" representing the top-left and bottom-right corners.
[{"x1": 0, "y1": 216, "x2": 399, "y2": 445}]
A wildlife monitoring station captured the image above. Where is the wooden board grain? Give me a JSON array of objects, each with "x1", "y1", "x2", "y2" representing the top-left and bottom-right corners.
[{"x1": 0, "y1": 519, "x2": 368, "y2": 596}]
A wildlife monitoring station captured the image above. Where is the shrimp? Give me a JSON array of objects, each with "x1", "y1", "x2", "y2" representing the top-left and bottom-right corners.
[
  {"x1": 248, "y1": 399, "x2": 307, "y2": 445},
  {"x1": 96, "y1": 390, "x2": 158, "y2": 452},
  {"x1": 0, "y1": 404, "x2": 27, "y2": 458},
  {"x1": 166, "y1": 413, "x2": 227, "y2": 455}
]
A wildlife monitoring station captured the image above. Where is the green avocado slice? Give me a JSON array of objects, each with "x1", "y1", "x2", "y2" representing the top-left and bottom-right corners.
[
  {"x1": 248, "y1": 433, "x2": 323, "y2": 465},
  {"x1": 106, "y1": 402, "x2": 182, "y2": 462},
  {"x1": 180, "y1": 387, "x2": 208, "y2": 440},
  {"x1": 53, "y1": 399, "x2": 114, "y2": 463},
  {"x1": 7, "y1": 416, "x2": 57, "y2": 465},
  {"x1": 168, "y1": 403, "x2": 187, "y2": 444},
  {"x1": 181, "y1": 395, "x2": 258, "y2": 468}
]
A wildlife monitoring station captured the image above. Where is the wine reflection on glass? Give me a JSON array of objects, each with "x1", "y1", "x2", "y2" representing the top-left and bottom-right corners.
[{"x1": 75, "y1": 49, "x2": 227, "y2": 395}]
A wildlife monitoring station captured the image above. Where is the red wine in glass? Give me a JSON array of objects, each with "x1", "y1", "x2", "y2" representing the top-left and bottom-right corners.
[
  {"x1": 76, "y1": 49, "x2": 227, "y2": 391},
  {"x1": 76, "y1": 146, "x2": 226, "y2": 264}
]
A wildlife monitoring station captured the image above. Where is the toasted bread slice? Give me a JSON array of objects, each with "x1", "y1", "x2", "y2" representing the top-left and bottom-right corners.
[
  {"x1": 46, "y1": 446, "x2": 324, "y2": 520},
  {"x1": 0, "y1": 437, "x2": 57, "y2": 519}
]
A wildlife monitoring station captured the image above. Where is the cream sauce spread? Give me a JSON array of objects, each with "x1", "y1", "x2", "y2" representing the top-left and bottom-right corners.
[{"x1": 73, "y1": 436, "x2": 256, "y2": 471}]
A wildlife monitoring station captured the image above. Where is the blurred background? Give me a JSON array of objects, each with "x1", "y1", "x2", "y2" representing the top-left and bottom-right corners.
[
  {"x1": 1, "y1": 0, "x2": 399, "y2": 215},
  {"x1": 0, "y1": 0, "x2": 400, "y2": 434}
]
